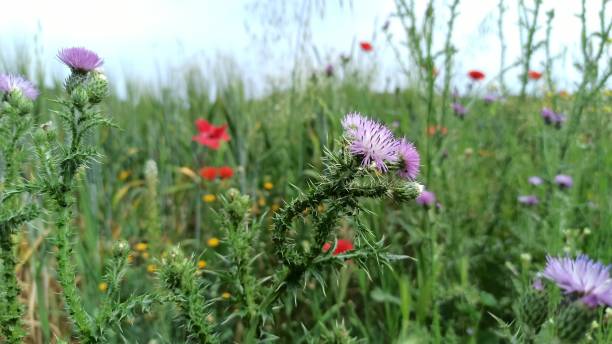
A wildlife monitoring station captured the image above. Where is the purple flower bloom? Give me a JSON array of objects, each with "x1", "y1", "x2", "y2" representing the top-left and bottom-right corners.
[
  {"x1": 541, "y1": 107, "x2": 555, "y2": 123},
  {"x1": 57, "y1": 47, "x2": 103, "y2": 72},
  {"x1": 342, "y1": 113, "x2": 399, "y2": 172},
  {"x1": 518, "y1": 195, "x2": 539, "y2": 206},
  {"x1": 397, "y1": 138, "x2": 420, "y2": 180},
  {"x1": 541, "y1": 107, "x2": 566, "y2": 128},
  {"x1": 533, "y1": 277, "x2": 544, "y2": 291},
  {"x1": 416, "y1": 190, "x2": 436, "y2": 207},
  {"x1": 325, "y1": 64, "x2": 334, "y2": 77},
  {"x1": 529, "y1": 176, "x2": 544, "y2": 186},
  {"x1": 452, "y1": 102, "x2": 467, "y2": 118},
  {"x1": 543, "y1": 255, "x2": 612, "y2": 308},
  {"x1": 555, "y1": 174, "x2": 573, "y2": 188},
  {"x1": 551, "y1": 113, "x2": 566, "y2": 128},
  {"x1": 0, "y1": 74, "x2": 39, "y2": 100},
  {"x1": 483, "y1": 93, "x2": 498, "y2": 104}
]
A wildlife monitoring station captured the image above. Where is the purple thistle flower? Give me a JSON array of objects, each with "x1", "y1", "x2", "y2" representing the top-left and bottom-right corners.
[
  {"x1": 543, "y1": 255, "x2": 612, "y2": 308},
  {"x1": 57, "y1": 47, "x2": 103, "y2": 72},
  {"x1": 342, "y1": 113, "x2": 399, "y2": 172},
  {"x1": 554, "y1": 174, "x2": 573, "y2": 189},
  {"x1": 397, "y1": 138, "x2": 420, "y2": 180},
  {"x1": 551, "y1": 113, "x2": 566, "y2": 128},
  {"x1": 452, "y1": 102, "x2": 468, "y2": 118},
  {"x1": 518, "y1": 195, "x2": 539, "y2": 206},
  {"x1": 325, "y1": 64, "x2": 334, "y2": 77},
  {"x1": 483, "y1": 93, "x2": 498, "y2": 104},
  {"x1": 0, "y1": 74, "x2": 39, "y2": 100},
  {"x1": 529, "y1": 176, "x2": 544, "y2": 186},
  {"x1": 533, "y1": 277, "x2": 544, "y2": 291},
  {"x1": 541, "y1": 107, "x2": 555, "y2": 124},
  {"x1": 416, "y1": 190, "x2": 436, "y2": 207}
]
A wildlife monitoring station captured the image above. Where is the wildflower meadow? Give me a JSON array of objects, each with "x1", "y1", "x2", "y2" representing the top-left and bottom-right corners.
[{"x1": 1, "y1": 1, "x2": 611, "y2": 343}]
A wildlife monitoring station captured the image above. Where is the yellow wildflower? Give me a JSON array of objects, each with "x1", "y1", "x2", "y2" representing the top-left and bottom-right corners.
[
  {"x1": 221, "y1": 292, "x2": 231, "y2": 299},
  {"x1": 263, "y1": 182, "x2": 273, "y2": 190},
  {"x1": 203, "y1": 194, "x2": 216, "y2": 203},
  {"x1": 117, "y1": 170, "x2": 131, "y2": 181},
  {"x1": 198, "y1": 260, "x2": 207, "y2": 269},
  {"x1": 135, "y1": 242, "x2": 148, "y2": 252},
  {"x1": 207, "y1": 237, "x2": 220, "y2": 248},
  {"x1": 98, "y1": 282, "x2": 108, "y2": 292},
  {"x1": 146, "y1": 264, "x2": 157, "y2": 273}
]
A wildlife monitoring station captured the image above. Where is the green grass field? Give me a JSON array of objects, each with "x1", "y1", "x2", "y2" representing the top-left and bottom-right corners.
[{"x1": 1, "y1": 1, "x2": 611, "y2": 343}]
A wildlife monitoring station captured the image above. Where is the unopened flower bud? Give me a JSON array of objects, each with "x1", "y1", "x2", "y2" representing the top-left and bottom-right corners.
[
  {"x1": 519, "y1": 289, "x2": 549, "y2": 331},
  {"x1": 71, "y1": 86, "x2": 89, "y2": 109},
  {"x1": 112, "y1": 240, "x2": 130, "y2": 258},
  {"x1": 65, "y1": 73, "x2": 87, "y2": 94},
  {"x1": 6, "y1": 90, "x2": 33, "y2": 115},
  {"x1": 556, "y1": 301, "x2": 597, "y2": 343},
  {"x1": 87, "y1": 71, "x2": 109, "y2": 104}
]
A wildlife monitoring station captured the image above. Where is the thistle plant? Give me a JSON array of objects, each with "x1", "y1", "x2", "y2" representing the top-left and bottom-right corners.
[
  {"x1": 157, "y1": 113, "x2": 423, "y2": 342},
  {"x1": 1, "y1": 47, "x2": 154, "y2": 343},
  {"x1": 0, "y1": 73, "x2": 40, "y2": 343},
  {"x1": 511, "y1": 254, "x2": 612, "y2": 343}
]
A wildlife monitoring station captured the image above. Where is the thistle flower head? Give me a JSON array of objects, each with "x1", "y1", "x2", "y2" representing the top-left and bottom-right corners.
[
  {"x1": 518, "y1": 195, "x2": 539, "y2": 206},
  {"x1": 554, "y1": 174, "x2": 573, "y2": 188},
  {"x1": 58, "y1": 47, "x2": 103, "y2": 72},
  {"x1": 416, "y1": 190, "x2": 436, "y2": 207},
  {"x1": 452, "y1": 102, "x2": 467, "y2": 118},
  {"x1": 342, "y1": 112, "x2": 399, "y2": 172},
  {"x1": 0, "y1": 73, "x2": 39, "y2": 100},
  {"x1": 396, "y1": 138, "x2": 420, "y2": 180},
  {"x1": 543, "y1": 255, "x2": 612, "y2": 308},
  {"x1": 529, "y1": 176, "x2": 543, "y2": 186}
]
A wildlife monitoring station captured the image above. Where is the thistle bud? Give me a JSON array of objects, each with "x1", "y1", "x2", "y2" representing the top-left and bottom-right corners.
[
  {"x1": 390, "y1": 182, "x2": 423, "y2": 202},
  {"x1": 555, "y1": 301, "x2": 597, "y2": 343},
  {"x1": 112, "y1": 240, "x2": 130, "y2": 258},
  {"x1": 87, "y1": 71, "x2": 109, "y2": 104},
  {"x1": 71, "y1": 86, "x2": 89, "y2": 109},
  {"x1": 64, "y1": 73, "x2": 88, "y2": 94},
  {"x1": 6, "y1": 90, "x2": 33, "y2": 115},
  {"x1": 519, "y1": 289, "x2": 549, "y2": 331}
]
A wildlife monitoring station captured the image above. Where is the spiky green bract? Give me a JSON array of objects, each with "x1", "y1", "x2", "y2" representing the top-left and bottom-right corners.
[
  {"x1": 94, "y1": 240, "x2": 154, "y2": 341},
  {"x1": 518, "y1": 289, "x2": 549, "y2": 334},
  {"x1": 555, "y1": 301, "x2": 597, "y2": 343},
  {"x1": 0, "y1": 87, "x2": 38, "y2": 343},
  {"x1": 216, "y1": 189, "x2": 261, "y2": 339},
  {"x1": 157, "y1": 247, "x2": 219, "y2": 344}
]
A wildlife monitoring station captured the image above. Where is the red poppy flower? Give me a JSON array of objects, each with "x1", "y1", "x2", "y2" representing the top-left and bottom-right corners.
[
  {"x1": 192, "y1": 119, "x2": 230, "y2": 149},
  {"x1": 528, "y1": 70, "x2": 542, "y2": 80},
  {"x1": 199, "y1": 167, "x2": 218, "y2": 181},
  {"x1": 467, "y1": 70, "x2": 485, "y2": 81},
  {"x1": 359, "y1": 41, "x2": 373, "y2": 52},
  {"x1": 218, "y1": 166, "x2": 234, "y2": 179},
  {"x1": 322, "y1": 239, "x2": 354, "y2": 256}
]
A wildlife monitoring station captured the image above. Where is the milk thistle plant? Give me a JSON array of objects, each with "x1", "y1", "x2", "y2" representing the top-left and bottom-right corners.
[
  {"x1": 0, "y1": 73, "x2": 40, "y2": 343},
  {"x1": 1, "y1": 47, "x2": 152, "y2": 343},
  {"x1": 514, "y1": 254, "x2": 612, "y2": 343},
  {"x1": 158, "y1": 112, "x2": 423, "y2": 342}
]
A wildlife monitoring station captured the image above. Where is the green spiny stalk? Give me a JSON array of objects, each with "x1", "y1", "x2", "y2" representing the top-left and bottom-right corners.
[{"x1": 0, "y1": 81, "x2": 39, "y2": 343}]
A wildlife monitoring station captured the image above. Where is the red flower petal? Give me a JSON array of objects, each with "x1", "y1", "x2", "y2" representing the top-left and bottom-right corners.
[
  {"x1": 322, "y1": 239, "x2": 354, "y2": 256},
  {"x1": 528, "y1": 70, "x2": 542, "y2": 80},
  {"x1": 218, "y1": 166, "x2": 234, "y2": 179},
  {"x1": 467, "y1": 70, "x2": 485, "y2": 81},
  {"x1": 199, "y1": 167, "x2": 218, "y2": 181},
  {"x1": 359, "y1": 41, "x2": 373, "y2": 52}
]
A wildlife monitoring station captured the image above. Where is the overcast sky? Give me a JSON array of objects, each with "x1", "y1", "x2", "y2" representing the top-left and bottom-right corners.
[{"x1": 0, "y1": 0, "x2": 608, "y2": 96}]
